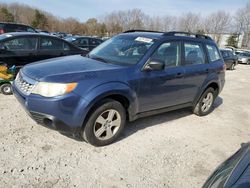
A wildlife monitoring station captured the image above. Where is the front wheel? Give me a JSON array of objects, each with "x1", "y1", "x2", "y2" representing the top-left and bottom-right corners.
[
  {"x1": 0, "y1": 83, "x2": 12, "y2": 95},
  {"x1": 82, "y1": 99, "x2": 126, "y2": 146},
  {"x1": 193, "y1": 88, "x2": 216, "y2": 116}
]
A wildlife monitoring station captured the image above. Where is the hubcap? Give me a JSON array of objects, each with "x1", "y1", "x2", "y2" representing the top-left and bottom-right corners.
[
  {"x1": 94, "y1": 109, "x2": 121, "y2": 140},
  {"x1": 201, "y1": 92, "x2": 213, "y2": 113},
  {"x1": 3, "y1": 86, "x2": 11, "y2": 93}
]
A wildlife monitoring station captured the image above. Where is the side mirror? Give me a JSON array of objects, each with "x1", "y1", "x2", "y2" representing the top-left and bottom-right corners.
[{"x1": 143, "y1": 60, "x2": 165, "y2": 71}]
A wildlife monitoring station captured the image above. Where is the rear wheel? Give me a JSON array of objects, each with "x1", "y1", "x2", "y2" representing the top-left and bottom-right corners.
[
  {"x1": 230, "y1": 63, "x2": 235, "y2": 70},
  {"x1": 193, "y1": 88, "x2": 216, "y2": 116},
  {"x1": 0, "y1": 83, "x2": 12, "y2": 95},
  {"x1": 82, "y1": 99, "x2": 126, "y2": 146}
]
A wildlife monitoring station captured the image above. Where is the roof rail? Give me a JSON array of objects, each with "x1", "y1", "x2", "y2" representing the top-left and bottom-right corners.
[
  {"x1": 123, "y1": 30, "x2": 163, "y2": 33},
  {"x1": 164, "y1": 31, "x2": 213, "y2": 40}
]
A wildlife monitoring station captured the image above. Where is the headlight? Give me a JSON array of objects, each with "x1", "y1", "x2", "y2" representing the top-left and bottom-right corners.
[{"x1": 32, "y1": 82, "x2": 78, "y2": 97}]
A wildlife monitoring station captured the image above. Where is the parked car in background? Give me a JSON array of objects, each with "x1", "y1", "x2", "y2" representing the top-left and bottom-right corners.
[
  {"x1": 0, "y1": 32, "x2": 87, "y2": 68},
  {"x1": 236, "y1": 51, "x2": 250, "y2": 65},
  {"x1": 66, "y1": 36, "x2": 103, "y2": 51},
  {"x1": 220, "y1": 49, "x2": 238, "y2": 70},
  {"x1": 203, "y1": 142, "x2": 250, "y2": 188},
  {"x1": 13, "y1": 30, "x2": 225, "y2": 146},
  {"x1": 36, "y1": 29, "x2": 50, "y2": 35},
  {"x1": 0, "y1": 22, "x2": 37, "y2": 34}
]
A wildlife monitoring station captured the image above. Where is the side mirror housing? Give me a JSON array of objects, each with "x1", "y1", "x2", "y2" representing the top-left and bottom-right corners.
[{"x1": 143, "y1": 60, "x2": 165, "y2": 71}]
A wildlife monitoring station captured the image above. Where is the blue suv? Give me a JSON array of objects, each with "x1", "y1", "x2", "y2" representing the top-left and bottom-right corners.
[{"x1": 13, "y1": 30, "x2": 225, "y2": 146}]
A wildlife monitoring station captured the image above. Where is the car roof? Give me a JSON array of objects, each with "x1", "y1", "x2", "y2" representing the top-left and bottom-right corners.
[
  {"x1": 0, "y1": 32, "x2": 62, "y2": 40},
  {"x1": 0, "y1": 22, "x2": 33, "y2": 27},
  {"x1": 118, "y1": 31, "x2": 164, "y2": 40},
  {"x1": 118, "y1": 30, "x2": 215, "y2": 43}
]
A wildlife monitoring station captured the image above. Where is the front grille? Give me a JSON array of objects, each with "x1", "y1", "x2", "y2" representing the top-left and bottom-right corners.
[{"x1": 15, "y1": 73, "x2": 35, "y2": 95}]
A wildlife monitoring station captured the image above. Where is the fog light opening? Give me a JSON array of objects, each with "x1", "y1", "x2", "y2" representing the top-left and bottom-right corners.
[{"x1": 43, "y1": 118, "x2": 53, "y2": 127}]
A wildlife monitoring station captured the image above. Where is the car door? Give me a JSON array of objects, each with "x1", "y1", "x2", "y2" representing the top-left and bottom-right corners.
[
  {"x1": 0, "y1": 36, "x2": 38, "y2": 67},
  {"x1": 37, "y1": 36, "x2": 65, "y2": 61},
  {"x1": 137, "y1": 41, "x2": 187, "y2": 112},
  {"x1": 181, "y1": 41, "x2": 210, "y2": 103}
]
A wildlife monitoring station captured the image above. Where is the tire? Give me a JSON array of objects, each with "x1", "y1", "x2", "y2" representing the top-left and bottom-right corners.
[
  {"x1": 230, "y1": 63, "x2": 235, "y2": 70},
  {"x1": 82, "y1": 99, "x2": 126, "y2": 146},
  {"x1": 0, "y1": 83, "x2": 12, "y2": 95},
  {"x1": 193, "y1": 88, "x2": 216, "y2": 116}
]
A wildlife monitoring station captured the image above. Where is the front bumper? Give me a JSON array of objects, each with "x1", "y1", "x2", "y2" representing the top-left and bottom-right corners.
[{"x1": 12, "y1": 83, "x2": 89, "y2": 136}]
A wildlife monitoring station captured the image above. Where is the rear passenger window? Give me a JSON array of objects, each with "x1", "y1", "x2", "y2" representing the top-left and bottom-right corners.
[
  {"x1": 151, "y1": 42, "x2": 181, "y2": 68},
  {"x1": 90, "y1": 39, "x2": 102, "y2": 45},
  {"x1": 184, "y1": 43, "x2": 205, "y2": 65},
  {"x1": 73, "y1": 38, "x2": 89, "y2": 45},
  {"x1": 206, "y1": 45, "x2": 221, "y2": 62},
  {"x1": 40, "y1": 37, "x2": 63, "y2": 50},
  {"x1": 4, "y1": 37, "x2": 37, "y2": 51},
  {"x1": 63, "y1": 42, "x2": 70, "y2": 50}
]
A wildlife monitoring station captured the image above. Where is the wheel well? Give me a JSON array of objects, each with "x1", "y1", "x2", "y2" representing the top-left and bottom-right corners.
[
  {"x1": 82, "y1": 94, "x2": 130, "y2": 129},
  {"x1": 207, "y1": 82, "x2": 219, "y2": 96}
]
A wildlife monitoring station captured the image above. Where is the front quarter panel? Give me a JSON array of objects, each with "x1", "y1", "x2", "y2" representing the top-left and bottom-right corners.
[{"x1": 73, "y1": 82, "x2": 138, "y2": 124}]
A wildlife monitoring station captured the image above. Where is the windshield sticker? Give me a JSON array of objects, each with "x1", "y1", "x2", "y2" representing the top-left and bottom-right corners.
[{"x1": 135, "y1": 37, "x2": 153, "y2": 43}]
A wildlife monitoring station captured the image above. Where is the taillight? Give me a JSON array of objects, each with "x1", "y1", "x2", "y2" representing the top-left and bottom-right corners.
[{"x1": 0, "y1": 29, "x2": 4, "y2": 34}]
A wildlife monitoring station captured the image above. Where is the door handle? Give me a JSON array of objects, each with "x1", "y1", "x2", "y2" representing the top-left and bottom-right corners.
[{"x1": 175, "y1": 72, "x2": 184, "y2": 78}]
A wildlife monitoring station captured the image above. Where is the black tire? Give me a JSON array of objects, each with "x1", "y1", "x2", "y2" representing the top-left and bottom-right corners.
[
  {"x1": 193, "y1": 88, "x2": 216, "y2": 116},
  {"x1": 0, "y1": 83, "x2": 12, "y2": 95},
  {"x1": 82, "y1": 99, "x2": 126, "y2": 146},
  {"x1": 230, "y1": 63, "x2": 235, "y2": 70}
]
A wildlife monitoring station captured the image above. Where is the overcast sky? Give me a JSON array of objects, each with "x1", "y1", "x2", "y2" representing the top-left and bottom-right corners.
[{"x1": 1, "y1": 0, "x2": 249, "y2": 21}]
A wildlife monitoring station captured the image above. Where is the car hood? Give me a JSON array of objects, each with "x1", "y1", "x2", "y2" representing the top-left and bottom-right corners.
[{"x1": 22, "y1": 55, "x2": 125, "y2": 82}]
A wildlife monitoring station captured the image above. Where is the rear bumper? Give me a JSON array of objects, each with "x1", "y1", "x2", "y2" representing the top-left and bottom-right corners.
[{"x1": 12, "y1": 83, "x2": 90, "y2": 136}]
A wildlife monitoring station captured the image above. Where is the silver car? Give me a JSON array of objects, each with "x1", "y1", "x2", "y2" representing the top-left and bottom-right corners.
[{"x1": 237, "y1": 51, "x2": 250, "y2": 64}]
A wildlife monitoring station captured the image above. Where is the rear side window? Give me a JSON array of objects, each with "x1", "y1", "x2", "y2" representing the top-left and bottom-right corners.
[
  {"x1": 206, "y1": 44, "x2": 221, "y2": 62},
  {"x1": 90, "y1": 39, "x2": 102, "y2": 45},
  {"x1": 73, "y1": 38, "x2": 89, "y2": 45},
  {"x1": 3, "y1": 37, "x2": 37, "y2": 51},
  {"x1": 184, "y1": 42, "x2": 205, "y2": 65},
  {"x1": 221, "y1": 51, "x2": 228, "y2": 58},
  {"x1": 40, "y1": 37, "x2": 63, "y2": 50},
  {"x1": 151, "y1": 42, "x2": 181, "y2": 68},
  {"x1": 63, "y1": 42, "x2": 70, "y2": 50}
]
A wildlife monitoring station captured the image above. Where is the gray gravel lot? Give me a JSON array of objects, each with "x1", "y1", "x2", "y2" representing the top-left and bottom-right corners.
[{"x1": 0, "y1": 64, "x2": 250, "y2": 188}]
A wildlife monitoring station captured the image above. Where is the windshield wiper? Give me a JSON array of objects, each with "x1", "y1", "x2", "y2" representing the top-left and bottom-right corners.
[{"x1": 90, "y1": 56, "x2": 109, "y2": 64}]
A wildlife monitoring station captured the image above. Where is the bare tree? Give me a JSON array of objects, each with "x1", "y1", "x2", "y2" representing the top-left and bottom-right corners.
[
  {"x1": 235, "y1": 3, "x2": 250, "y2": 48},
  {"x1": 178, "y1": 12, "x2": 201, "y2": 32},
  {"x1": 204, "y1": 11, "x2": 231, "y2": 43}
]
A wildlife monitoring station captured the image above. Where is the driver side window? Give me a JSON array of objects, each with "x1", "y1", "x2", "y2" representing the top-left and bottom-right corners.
[{"x1": 151, "y1": 42, "x2": 181, "y2": 68}]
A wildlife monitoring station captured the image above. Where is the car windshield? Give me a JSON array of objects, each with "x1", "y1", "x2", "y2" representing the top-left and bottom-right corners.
[{"x1": 89, "y1": 35, "x2": 155, "y2": 66}]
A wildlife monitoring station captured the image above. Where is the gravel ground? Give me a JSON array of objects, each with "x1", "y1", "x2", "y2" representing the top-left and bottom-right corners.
[{"x1": 0, "y1": 64, "x2": 250, "y2": 188}]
